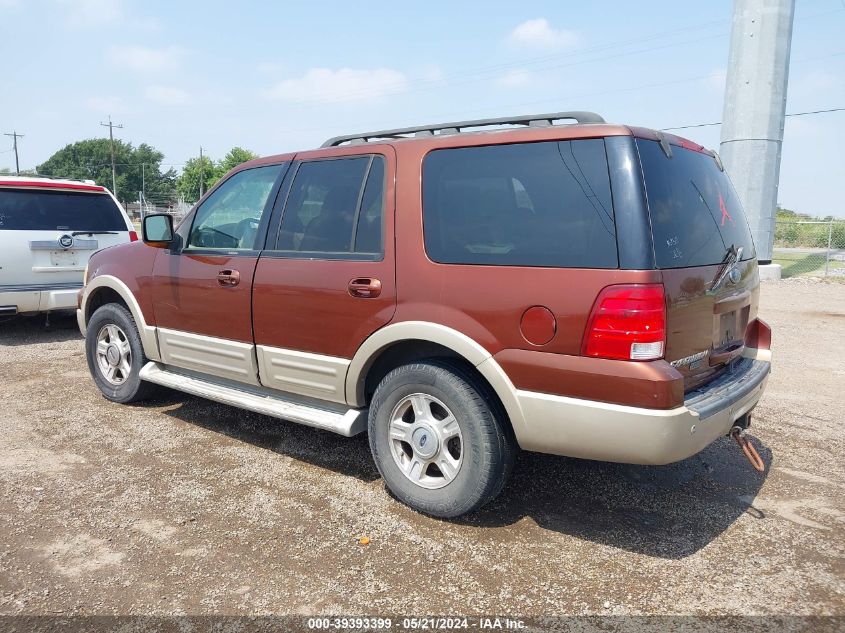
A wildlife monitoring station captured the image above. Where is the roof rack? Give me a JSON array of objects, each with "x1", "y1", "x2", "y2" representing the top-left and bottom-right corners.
[{"x1": 320, "y1": 111, "x2": 606, "y2": 148}]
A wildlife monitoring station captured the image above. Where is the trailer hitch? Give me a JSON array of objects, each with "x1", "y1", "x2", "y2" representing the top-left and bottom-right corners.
[{"x1": 730, "y1": 426, "x2": 765, "y2": 472}]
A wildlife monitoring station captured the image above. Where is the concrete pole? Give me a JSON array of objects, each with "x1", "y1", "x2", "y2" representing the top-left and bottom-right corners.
[{"x1": 719, "y1": 0, "x2": 795, "y2": 277}]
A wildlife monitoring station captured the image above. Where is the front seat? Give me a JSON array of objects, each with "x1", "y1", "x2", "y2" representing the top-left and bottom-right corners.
[{"x1": 299, "y1": 185, "x2": 358, "y2": 252}]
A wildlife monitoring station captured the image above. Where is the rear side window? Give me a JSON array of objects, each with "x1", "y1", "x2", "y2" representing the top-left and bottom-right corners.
[
  {"x1": 637, "y1": 140, "x2": 756, "y2": 268},
  {"x1": 277, "y1": 155, "x2": 385, "y2": 257},
  {"x1": 423, "y1": 139, "x2": 618, "y2": 268},
  {"x1": 0, "y1": 189, "x2": 125, "y2": 231}
]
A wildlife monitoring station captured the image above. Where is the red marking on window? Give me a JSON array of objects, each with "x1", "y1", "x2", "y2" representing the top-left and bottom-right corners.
[{"x1": 719, "y1": 192, "x2": 734, "y2": 226}]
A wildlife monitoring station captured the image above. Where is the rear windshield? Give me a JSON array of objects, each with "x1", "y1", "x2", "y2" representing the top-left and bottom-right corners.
[
  {"x1": 637, "y1": 140, "x2": 756, "y2": 268},
  {"x1": 423, "y1": 139, "x2": 618, "y2": 268},
  {"x1": 0, "y1": 189, "x2": 126, "y2": 231}
]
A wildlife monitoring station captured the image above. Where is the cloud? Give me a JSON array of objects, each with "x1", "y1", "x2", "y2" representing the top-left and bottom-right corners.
[
  {"x1": 508, "y1": 18, "x2": 579, "y2": 51},
  {"x1": 268, "y1": 67, "x2": 407, "y2": 103},
  {"x1": 145, "y1": 85, "x2": 192, "y2": 106},
  {"x1": 107, "y1": 45, "x2": 182, "y2": 73},
  {"x1": 58, "y1": 0, "x2": 124, "y2": 27},
  {"x1": 497, "y1": 69, "x2": 535, "y2": 88}
]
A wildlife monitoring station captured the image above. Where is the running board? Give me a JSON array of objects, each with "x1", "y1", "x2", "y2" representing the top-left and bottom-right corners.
[{"x1": 139, "y1": 362, "x2": 366, "y2": 436}]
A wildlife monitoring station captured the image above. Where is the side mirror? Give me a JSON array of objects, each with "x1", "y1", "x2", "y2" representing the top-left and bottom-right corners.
[{"x1": 142, "y1": 213, "x2": 174, "y2": 246}]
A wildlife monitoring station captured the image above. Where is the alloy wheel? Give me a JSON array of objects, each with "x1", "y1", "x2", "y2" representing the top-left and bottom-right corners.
[{"x1": 388, "y1": 393, "x2": 463, "y2": 490}]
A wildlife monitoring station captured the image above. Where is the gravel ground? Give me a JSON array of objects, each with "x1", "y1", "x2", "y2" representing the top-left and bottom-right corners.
[{"x1": 0, "y1": 280, "x2": 843, "y2": 626}]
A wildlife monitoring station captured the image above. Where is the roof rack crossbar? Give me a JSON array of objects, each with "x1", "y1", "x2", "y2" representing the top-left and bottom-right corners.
[{"x1": 320, "y1": 111, "x2": 605, "y2": 147}]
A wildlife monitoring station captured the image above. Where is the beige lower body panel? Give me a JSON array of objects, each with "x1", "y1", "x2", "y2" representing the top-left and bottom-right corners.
[
  {"x1": 157, "y1": 328, "x2": 259, "y2": 386},
  {"x1": 515, "y1": 373, "x2": 769, "y2": 464},
  {"x1": 256, "y1": 345, "x2": 349, "y2": 404}
]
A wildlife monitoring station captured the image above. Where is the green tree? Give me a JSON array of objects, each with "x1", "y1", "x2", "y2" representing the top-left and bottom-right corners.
[
  {"x1": 36, "y1": 138, "x2": 177, "y2": 203},
  {"x1": 219, "y1": 147, "x2": 259, "y2": 174},
  {"x1": 175, "y1": 147, "x2": 259, "y2": 201},
  {"x1": 131, "y1": 143, "x2": 177, "y2": 205},
  {"x1": 175, "y1": 155, "x2": 220, "y2": 202}
]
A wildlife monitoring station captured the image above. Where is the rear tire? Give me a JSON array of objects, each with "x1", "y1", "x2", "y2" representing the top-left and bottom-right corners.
[
  {"x1": 85, "y1": 303, "x2": 157, "y2": 403},
  {"x1": 368, "y1": 361, "x2": 515, "y2": 518}
]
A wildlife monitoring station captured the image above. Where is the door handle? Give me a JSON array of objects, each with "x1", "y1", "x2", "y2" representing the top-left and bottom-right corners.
[
  {"x1": 217, "y1": 269, "x2": 240, "y2": 287},
  {"x1": 348, "y1": 277, "x2": 382, "y2": 298}
]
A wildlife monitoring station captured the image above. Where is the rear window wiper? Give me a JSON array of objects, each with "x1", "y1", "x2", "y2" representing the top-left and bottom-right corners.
[
  {"x1": 71, "y1": 230, "x2": 118, "y2": 235},
  {"x1": 711, "y1": 244, "x2": 743, "y2": 292}
]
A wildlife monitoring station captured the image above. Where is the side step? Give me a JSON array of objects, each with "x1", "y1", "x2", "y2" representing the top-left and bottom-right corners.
[{"x1": 139, "y1": 362, "x2": 367, "y2": 437}]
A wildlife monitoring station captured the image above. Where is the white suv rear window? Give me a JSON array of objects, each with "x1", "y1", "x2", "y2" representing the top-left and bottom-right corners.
[{"x1": 0, "y1": 189, "x2": 125, "y2": 231}]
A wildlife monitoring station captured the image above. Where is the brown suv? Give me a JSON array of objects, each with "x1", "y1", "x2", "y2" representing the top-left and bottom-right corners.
[{"x1": 78, "y1": 112, "x2": 771, "y2": 518}]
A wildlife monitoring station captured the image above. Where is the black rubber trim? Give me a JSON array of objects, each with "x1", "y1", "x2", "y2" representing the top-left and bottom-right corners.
[
  {"x1": 606, "y1": 135, "x2": 655, "y2": 270},
  {"x1": 684, "y1": 358, "x2": 770, "y2": 420}
]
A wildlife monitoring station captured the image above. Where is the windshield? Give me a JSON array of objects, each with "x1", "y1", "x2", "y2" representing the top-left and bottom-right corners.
[
  {"x1": 0, "y1": 189, "x2": 126, "y2": 232},
  {"x1": 637, "y1": 139, "x2": 756, "y2": 269}
]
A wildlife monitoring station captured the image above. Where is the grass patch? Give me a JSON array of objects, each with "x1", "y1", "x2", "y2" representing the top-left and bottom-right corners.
[{"x1": 772, "y1": 250, "x2": 845, "y2": 278}]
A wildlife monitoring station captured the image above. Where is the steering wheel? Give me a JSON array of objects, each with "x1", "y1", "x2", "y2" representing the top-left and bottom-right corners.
[{"x1": 235, "y1": 217, "x2": 260, "y2": 235}]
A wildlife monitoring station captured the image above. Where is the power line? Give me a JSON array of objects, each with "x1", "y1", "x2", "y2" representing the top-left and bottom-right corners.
[
  {"x1": 199, "y1": 146, "x2": 205, "y2": 198},
  {"x1": 277, "y1": 33, "x2": 728, "y2": 109},
  {"x1": 266, "y1": 6, "x2": 841, "y2": 109},
  {"x1": 267, "y1": 42, "x2": 842, "y2": 142},
  {"x1": 3, "y1": 131, "x2": 24, "y2": 175},
  {"x1": 661, "y1": 107, "x2": 845, "y2": 131}
]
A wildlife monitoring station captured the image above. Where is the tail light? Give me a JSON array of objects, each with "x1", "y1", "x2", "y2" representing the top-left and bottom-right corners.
[
  {"x1": 582, "y1": 284, "x2": 666, "y2": 361},
  {"x1": 129, "y1": 230, "x2": 138, "y2": 242}
]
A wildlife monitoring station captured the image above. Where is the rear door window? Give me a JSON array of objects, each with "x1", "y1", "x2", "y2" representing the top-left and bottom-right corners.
[
  {"x1": 276, "y1": 155, "x2": 385, "y2": 257},
  {"x1": 637, "y1": 139, "x2": 756, "y2": 268},
  {"x1": 422, "y1": 139, "x2": 618, "y2": 268},
  {"x1": 0, "y1": 189, "x2": 126, "y2": 231}
]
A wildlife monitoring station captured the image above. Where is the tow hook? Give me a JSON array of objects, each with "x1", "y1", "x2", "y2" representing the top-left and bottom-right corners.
[{"x1": 730, "y1": 426, "x2": 765, "y2": 472}]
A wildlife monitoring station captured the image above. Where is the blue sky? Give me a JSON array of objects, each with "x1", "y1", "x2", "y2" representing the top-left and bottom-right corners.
[{"x1": 1, "y1": 0, "x2": 843, "y2": 215}]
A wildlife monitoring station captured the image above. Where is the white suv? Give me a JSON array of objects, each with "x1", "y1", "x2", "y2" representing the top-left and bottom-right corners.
[{"x1": 0, "y1": 176, "x2": 136, "y2": 316}]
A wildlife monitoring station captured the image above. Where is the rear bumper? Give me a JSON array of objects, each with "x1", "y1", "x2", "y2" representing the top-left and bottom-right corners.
[
  {"x1": 0, "y1": 285, "x2": 82, "y2": 314},
  {"x1": 515, "y1": 357, "x2": 771, "y2": 464}
]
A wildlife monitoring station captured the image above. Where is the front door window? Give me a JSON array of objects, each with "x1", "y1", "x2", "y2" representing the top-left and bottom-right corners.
[{"x1": 187, "y1": 165, "x2": 280, "y2": 250}]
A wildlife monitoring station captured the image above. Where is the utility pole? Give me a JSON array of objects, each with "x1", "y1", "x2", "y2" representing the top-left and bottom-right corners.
[
  {"x1": 100, "y1": 115, "x2": 124, "y2": 198},
  {"x1": 199, "y1": 146, "x2": 205, "y2": 199},
  {"x1": 141, "y1": 163, "x2": 146, "y2": 204},
  {"x1": 3, "y1": 131, "x2": 24, "y2": 175},
  {"x1": 720, "y1": 0, "x2": 795, "y2": 280}
]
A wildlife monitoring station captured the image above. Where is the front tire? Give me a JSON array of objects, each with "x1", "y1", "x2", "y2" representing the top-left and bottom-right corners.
[
  {"x1": 85, "y1": 303, "x2": 156, "y2": 403},
  {"x1": 368, "y1": 361, "x2": 515, "y2": 518}
]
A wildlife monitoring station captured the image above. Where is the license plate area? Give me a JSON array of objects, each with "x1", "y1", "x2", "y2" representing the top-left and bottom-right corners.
[
  {"x1": 50, "y1": 250, "x2": 79, "y2": 267},
  {"x1": 713, "y1": 305, "x2": 751, "y2": 350}
]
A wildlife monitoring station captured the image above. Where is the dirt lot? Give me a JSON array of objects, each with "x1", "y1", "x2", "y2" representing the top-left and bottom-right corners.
[{"x1": 0, "y1": 280, "x2": 843, "y2": 624}]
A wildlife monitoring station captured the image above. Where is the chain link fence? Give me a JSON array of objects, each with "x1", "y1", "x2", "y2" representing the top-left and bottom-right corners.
[
  {"x1": 773, "y1": 220, "x2": 845, "y2": 278},
  {"x1": 125, "y1": 198, "x2": 194, "y2": 229}
]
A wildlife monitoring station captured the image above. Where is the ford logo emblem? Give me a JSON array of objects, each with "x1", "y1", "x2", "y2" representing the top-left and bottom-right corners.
[
  {"x1": 59, "y1": 234, "x2": 74, "y2": 249},
  {"x1": 419, "y1": 434, "x2": 427, "y2": 447},
  {"x1": 728, "y1": 268, "x2": 741, "y2": 284}
]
